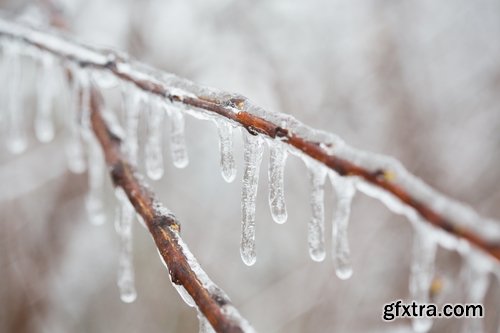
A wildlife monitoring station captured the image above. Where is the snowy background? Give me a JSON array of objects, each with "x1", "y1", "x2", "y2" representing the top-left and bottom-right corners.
[{"x1": 1, "y1": 0, "x2": 500, "y2": 332}]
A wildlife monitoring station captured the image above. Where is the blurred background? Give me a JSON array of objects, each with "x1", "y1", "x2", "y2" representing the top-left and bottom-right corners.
[{"x1": 1, "y1": 0, "x2": 500, "y2": 332}]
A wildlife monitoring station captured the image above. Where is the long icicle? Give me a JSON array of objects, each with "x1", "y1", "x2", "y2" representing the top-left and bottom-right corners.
[
  {"x1": 268, "y1": 141, "x2": 288, "y2": 224},
  {"x1": 169, "y1": 107, "x2": 189, "y2": 168},
  {"x1": 5, "y1": 43, "x2": 27, "y2": 154},
  {"x1": 115, "y1": 188, "x2": 137, "y2": 303},
  {"x1": 307, "y1": 160, "x2": 327, "y2": 262},
  {"x1": 145, "y1": 99, "x2": 165, "y2": 180},
  {"x1": 86, "y1": 134, "x2": 106, "y2": 225},
  {"x1": 64, "y1": 64, "x2": 86, "y2": 173},
  {"x1": 461, "y1": 254, "x2": 489, "y2": 333},
  {"x1": 216, "y1": 119, "x2": 236, "y2": 183},
  {"x1": 330, "y1": 172, "x2": 355, "y2": 279},
  {"x1": 240, "y1": 130, "x2": 264, "y2": 266},
  {"x1": 409, "y1": 222, "x2": 437, "y2": 333},
  {"x1": 124, "y1": 88, "x2": 142, "y2": 166},
  {"x1": 34, "y1": 53, "x2": 56, "y2": 143}
]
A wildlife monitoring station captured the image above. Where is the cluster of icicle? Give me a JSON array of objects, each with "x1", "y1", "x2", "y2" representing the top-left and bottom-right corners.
[{"x1": 1, "y1": 17, "x2": 500, "y2": 333}]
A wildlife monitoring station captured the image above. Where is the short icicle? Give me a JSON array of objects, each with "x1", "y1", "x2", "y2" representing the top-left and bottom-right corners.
[
  {"x1": 268, "y1": 141, "x2": 288, "y2": 224},
  {"x1": 409, "y1": 222, "x2": 437, "y2": 333},
  {"x1": 240, "y1": 130, "x2": 264, "y2": 266},
  {"x1": 216, "y1": 119, "x2": 236, "y2": 182},
  {"x1": 5, "y1": 44, "x2": 27, "y2": 154},
  {"x1": 461, "y1": 253, "x2": 489, "y2": 333},
  {"x1": 86, "y1": 135, "x2": 106, "y2": 225},
  {"x1": 197, "y1": 309, "x2": 216, "y2": 333},
  {"x1": 35, "y1": 53, "x2": 56, "y2": 143},
  {"x1": 306, "y1": 160, "x2": 327, "y2": 262},
  {"x1": 145, "y1": 99, "x2": 165, "y2": 180},
  {"x1": 64, "y1": 65, "x2": 86, "y2": 173},
  {"x1": 168, "y1": 107, "x2": 189, "y2": 168},
  {"x1": 330, "y1": 172, "x2": 355, "y2": 279},
  {"x1": 114, "y1": 188, "x2": 137, "y2": 303}
]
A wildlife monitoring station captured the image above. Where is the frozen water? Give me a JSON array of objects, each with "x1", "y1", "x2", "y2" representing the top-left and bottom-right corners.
[
  {"x1": 114, "y1": 188, "x2": 137, "y2": 303},
  {"x1": 64, "y1": 64, "x2": 87, "y2": 173},
  {"x1": 168, "y1": 107, "x2": 189, "y2": 168},
  {"x1": 306, "y1": 159, "x2": 327, "y2": 262},
  {"x1": 145, "y1": 99, "x2": 165, "y2": 180},
  {"x1": 123, "y1": 86, "x2": 142, "y2": 165},
  {"x1": 240, "y1": 131, "x2": 264, "y2": 266},
  {"x1": 216, "y1": 119, "x2": 236, "y2": 183},
  {"x1": 35, "y1": 53, "x2": 55, "y2": 143},
  {"x1": 4, "y1": 43, "x2": 27, "y2": 154},
  {"x1": 409, "y1": 223, "x2": 437, "y2": 333},
  {"x1": 268, "y1": 141, "x2": 288, "y2": 224},
  {"x1": 197, "y1": 309, "x2": 216, "y2": 333},
  {"x1": 330, "y1": 172, "x2": 355, "y2": 279},
  {"x1": 86, "y1": 135, "x2": 106, "y2": 225}
]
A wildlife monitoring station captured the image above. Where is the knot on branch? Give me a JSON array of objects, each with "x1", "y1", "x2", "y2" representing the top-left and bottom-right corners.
[{"x1": 152, "y1": 214, "x2": 180, "y2": 232}]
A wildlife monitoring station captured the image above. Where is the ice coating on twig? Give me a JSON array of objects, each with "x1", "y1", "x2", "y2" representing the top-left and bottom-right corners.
[
  {"x1": 240, "y1": 131, "x2": 264, "y2": 266},
  {"x1": 197, "y1": 309, "x2": 216, "y2": 333},
  {"x1": 175, "y1": 235, "x2": 256, "y2": 332},
  {"x1": 168, "y1": 107, "x2": 189, "y2": 168},
  {"x1": 330, "y1": 172, "x2": 355, "y2": 279},
  {"x1": 114, "y1": 188, "x2": 137, "y2": 303},
  {"x1": 306, "y1": 159, "x2": 327, "y2": 262},
  {"x1": 35, "y1": 53, "x2": 55, "y2": 143},
  {"x1": 268, "y1": 141, "x2": 288, "y2": 224},
  {"x1": 123, "y1": 86, "x2": 142, "y2": 166},
  {"x1": 4, "y1": 43, "x2": 27, "y2": 154},
  {"x1": 216, "y1": 119, "x2": 236, "y2": 182},
  {"x1": 156, "y1": 250, "x2": 196, "y2": 307},
  {"x1": 159, "y1": 230, "x2": 255, "y2": 331},
  {"x1": 409, "y1": 222, "x2": 437, "y2": 333},
  {"x1": 86, "y1": 135, "x2": 106, "y2": 225},
  {"x1": 145, "y1": 99, "x2": 164, "y2": 180},
  {"x1": 64, "y1": 64, "x2": 86, "y2": 173}
]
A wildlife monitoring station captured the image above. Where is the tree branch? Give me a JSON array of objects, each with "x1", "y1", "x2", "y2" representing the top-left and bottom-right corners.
[
  {"x1": 89, "y1": 88, "x2": 252, "y2": 333},
  {"x1": 0, "y1": 17, "x2": 499, "y2": 260}
]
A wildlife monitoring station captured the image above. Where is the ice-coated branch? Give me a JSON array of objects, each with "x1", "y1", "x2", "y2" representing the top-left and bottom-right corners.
[
  {"x1": 0, "y1": 18, "x2": 499, "y2": 263},
  {"x1": 89, "y1": 88, "x2": 253, "y2": 333}
]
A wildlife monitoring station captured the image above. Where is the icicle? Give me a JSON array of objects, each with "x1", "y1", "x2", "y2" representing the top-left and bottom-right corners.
[
  {"x1": 216, "y1": 119, "x2": 236, "y2": 182},
  {"x1": 114, "y1": 188, "x2": 137, "y2": 303},
  {"x1": 145, "y1": 100, "x2": 164, "y2": 180},
  {"x1": 330, "y1": 173, "x2": 355, "y2": 279},
  {"x1": 268, "y1": 141, "x2": 288, "y2": 224},
  {"x1": 86, "y1": 135, "x2": 106, "y2": 225},
  {"x1": 92, "y1": 68, "x2": 118, "y2": 89},
  {"x1": 306, "y1": 160, "x2": 327, "y2": 262},
  {"x1": 64, "y1": 65, "x2": 86, "y2": 173},
  {"x1": 124, "y1": 88, "x2": 142, "y2": 166},
  {"x1": 197, "y1": 309, "x2": 216, "y2": 333},
  {"x1": 240, "y1": 131, "x2": 264, "y2": 266},
  {"x1": 5, "y1": 45, "x2": 27, "y2": 154},
  {"x1": 461, "y1": 254, "x2": 489, "y2": 333},
  {"x1": 409, "y1": 223, "x2": 437, "y2": 333},
  {"x1": 168, "y1": 107, "x2": 189, "y2": 168},
  {"x1": 35, "y1": 54, "x2": 56, "y2": 143}
]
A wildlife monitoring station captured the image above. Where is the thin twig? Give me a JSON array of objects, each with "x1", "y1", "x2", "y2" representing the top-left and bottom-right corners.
[{"x1": 89, "y1": 88, "x2": 252, "y2": 333}]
